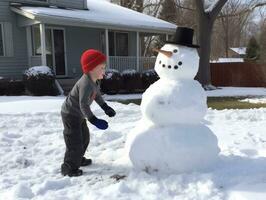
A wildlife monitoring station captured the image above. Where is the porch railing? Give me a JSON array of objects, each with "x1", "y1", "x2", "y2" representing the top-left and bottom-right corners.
[{"x1": 109, "y1": 56, "x2": 156, "y2": 72}]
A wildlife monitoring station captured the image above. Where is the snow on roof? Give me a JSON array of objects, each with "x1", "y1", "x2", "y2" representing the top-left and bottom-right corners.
[
  {"x1": 230, "y1": 47, "x2": 247, "y2": 55},
  {"x1": 211, "y1": 58, "x2": 244, "y2": 63},
  {"x1": 16, "y1": 0, "x2": 176, "y2": 33}
]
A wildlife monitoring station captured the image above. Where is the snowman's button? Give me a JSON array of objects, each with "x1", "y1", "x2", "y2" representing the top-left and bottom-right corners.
[
  {"x1": 162, "y1": 64, "x2": 165, "y2": 67},
  {"x1": 178, "y1": 61, "x2": 183, "y2": 66},
  {"x1": 168, "y1": 65, "x2": 171, "y2": 69},
  {"x1": 173, "y1": 49, "x2": 178, "y2": 53},
  {"x1": 174, "y1": 65, "x2": 178, "y2": 69}
]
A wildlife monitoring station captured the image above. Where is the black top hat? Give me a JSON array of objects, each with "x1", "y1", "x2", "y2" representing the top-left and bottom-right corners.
[{"x1": 166, "y1": 27, "x2": 199, "y2": 48}]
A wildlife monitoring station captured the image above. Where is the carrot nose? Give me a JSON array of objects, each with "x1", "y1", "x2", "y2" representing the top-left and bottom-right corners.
[{"x1": 153, "y1": 48, "x2": 173, "y2": 58}]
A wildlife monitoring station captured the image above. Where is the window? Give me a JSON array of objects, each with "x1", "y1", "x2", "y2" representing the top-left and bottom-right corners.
[
  {"x1": 0, "y1": 23, "x2": 4, "y2": 56},
  {"x1": 109, "y1": 31, "x2": 128, "y2": 56}
]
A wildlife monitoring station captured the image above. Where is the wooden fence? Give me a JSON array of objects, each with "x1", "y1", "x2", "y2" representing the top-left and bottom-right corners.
[{"x1": 211, "y1": 62, "x2": 266, "y2": 87}]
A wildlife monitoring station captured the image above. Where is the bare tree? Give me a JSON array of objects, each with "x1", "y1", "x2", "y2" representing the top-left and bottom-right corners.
[{"x1": 194, "y1": 0, "x2": 228, "y2": 88}]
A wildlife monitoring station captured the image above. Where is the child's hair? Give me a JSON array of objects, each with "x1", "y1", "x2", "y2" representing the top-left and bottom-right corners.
[{"x1": 81, "y1": 49, "x2": 106, "y2": 73}]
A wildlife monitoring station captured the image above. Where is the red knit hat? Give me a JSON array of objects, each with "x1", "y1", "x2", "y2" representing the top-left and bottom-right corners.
[{"x1": 80, "y1": 49, "x2": 106, "y2": 74}]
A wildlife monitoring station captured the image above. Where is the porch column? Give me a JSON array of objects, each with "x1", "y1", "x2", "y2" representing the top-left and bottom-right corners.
[
  {"x1": 40, "y1": 23, "x2": 47, "y2": 66},
  {"x1": 105, "y1": 29, "x2": 109, "y2": 68},
  {"x1": 136, "y1": 31, "x2": 140, "y2": 71},
  {"x1": 166, "y1": 34, "x2": 169, "y2": 41}
]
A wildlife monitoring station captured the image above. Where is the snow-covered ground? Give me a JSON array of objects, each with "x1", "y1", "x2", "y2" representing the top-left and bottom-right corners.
[{"x1": 0, "y1": 90, "x2": 266, "y2": 200}]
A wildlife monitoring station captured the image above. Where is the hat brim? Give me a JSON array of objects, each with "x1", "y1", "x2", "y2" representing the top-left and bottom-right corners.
[{"x1": 165, "y1": 41, "x2": 200, "y2": 48}]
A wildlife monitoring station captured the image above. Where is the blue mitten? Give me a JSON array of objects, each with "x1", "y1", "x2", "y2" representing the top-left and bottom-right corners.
[{"x1": 89, "y1": 116, "x2": 108, "y2": 130}]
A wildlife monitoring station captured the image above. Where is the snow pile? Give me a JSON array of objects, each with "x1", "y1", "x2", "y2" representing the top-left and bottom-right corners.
[
  {"x1": 121, "y1": 69, "x2": 137, "y2": 76},
  {"x1": 105, "y1": 69, "x2": 120, "y2": 80},
  {"x1": 207, "y1": 87, "x2": 266, "y2": 97},
  {"x1": 24, "y1": 66, "x2": 54, "y2": 77},
  {"x1": 240, "y1": 97, "x2": 266, "y2": 104}
]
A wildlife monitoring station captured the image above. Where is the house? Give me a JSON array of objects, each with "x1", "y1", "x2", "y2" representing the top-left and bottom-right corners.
[
  {"x1": 0, "y1": 0, "x2": 176, "y2": 84},
  {"x1": 228, "y1": 47, "x2": 246, "y2": 58}
]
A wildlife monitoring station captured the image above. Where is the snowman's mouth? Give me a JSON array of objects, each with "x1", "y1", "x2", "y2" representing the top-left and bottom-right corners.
[{"x1": 160, "y1": 60, "x2": 183, "y2": 70}]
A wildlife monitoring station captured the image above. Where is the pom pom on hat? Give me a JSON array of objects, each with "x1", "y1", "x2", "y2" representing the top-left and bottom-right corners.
[{"x1": 81, "y1": 49, "x2": 106, "y2": 73}]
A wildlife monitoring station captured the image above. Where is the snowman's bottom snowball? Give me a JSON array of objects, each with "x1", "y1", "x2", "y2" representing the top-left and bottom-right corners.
[{"x1": 127, "y1": 124, "x2": 220, "y2": 173}]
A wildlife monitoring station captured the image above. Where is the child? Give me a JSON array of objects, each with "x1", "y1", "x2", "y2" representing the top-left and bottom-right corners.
[{"x1": 60, "y1": 49, "x2": 116, "y2": 177}]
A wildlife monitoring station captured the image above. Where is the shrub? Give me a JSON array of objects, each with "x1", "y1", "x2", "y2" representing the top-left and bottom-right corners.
[
  {"x1": 141, "y1": 69, "x2": 159, "y2": 90},
  {"x1": 101, "y1": 69, "x2": 123, "y2": 94},
  {"x1": 0, "y1": 78, "x2": 25, "y2": 96},
  {"x1": 0, "y1": 78, "x2": 8, "y2": 95},
  {"x1": 7, "y1": 80, "x2": 25, "y2": 95},
  {"x1": 23, "y1": 66, "x2": 59, "y2": 96},
  {"x1": 121, "y1": 69, "x2": 142, "y2": 93}
]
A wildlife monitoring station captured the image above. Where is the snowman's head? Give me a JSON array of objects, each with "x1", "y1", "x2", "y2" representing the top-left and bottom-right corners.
[{"x1": 154, "y1": 44, "x2": 199, "y2": 81}]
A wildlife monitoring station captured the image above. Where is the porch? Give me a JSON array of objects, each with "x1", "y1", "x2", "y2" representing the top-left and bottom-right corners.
[{"x1": 109, "y1": 56, "x2": 156, "y2": 72}]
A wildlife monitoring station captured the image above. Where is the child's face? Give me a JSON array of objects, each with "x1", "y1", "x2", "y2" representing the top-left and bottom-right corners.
[{"x1": 90, "y1": 63, "x2": 106, "y2": 80}]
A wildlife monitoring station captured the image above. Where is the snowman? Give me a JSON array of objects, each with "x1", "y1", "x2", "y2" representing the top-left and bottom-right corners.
[{"x1": 126, "y1": 27, "x2": 220, "y2": 173}]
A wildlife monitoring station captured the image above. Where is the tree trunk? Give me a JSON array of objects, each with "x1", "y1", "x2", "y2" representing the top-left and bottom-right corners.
[
  {"x1": 196, "y1": 14, "x2": 214, "y2": 85},
  {"x1": 195, "y1": 0, "x2": 228, "y2": 87}
]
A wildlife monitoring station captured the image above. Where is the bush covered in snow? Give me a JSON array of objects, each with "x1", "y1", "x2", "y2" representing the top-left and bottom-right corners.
[
  {"x1": 101, "y1": 69, "x2": 123, "y2": 94},
  {"x1": 23, "y1": 66, "x2": 59, "y2": 96},
  {"x1": 121, "y1": 69, "x2": 142, "y2": 93},
  {"x1": 141, "y1": 69, "x2": 159, "y2": 89},
  {"x1": 0, "y1": 78, "x2": 25, "y2": 95}
]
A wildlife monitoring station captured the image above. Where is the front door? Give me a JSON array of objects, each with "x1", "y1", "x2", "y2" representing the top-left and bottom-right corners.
[
  {"x1": 46, "y1": 28, "x2": 66, "y2": 77},
  {"x1": 32, "y1": 26, "x2": 67, "y2": 76}
]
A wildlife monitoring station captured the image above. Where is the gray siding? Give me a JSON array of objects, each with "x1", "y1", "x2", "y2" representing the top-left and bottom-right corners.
[
  {"x1": 128, "y1": 31, "x2": 137, "y2": 56},
  {"x1": 0, "y1": 1, "x2": 28, "y2": 79},
  {"x1": 64, "y1": 26, "x2": 102, "y2": 78},
  {"x1": 49, "y1": 0, "x2": 86, "y2": 10}
]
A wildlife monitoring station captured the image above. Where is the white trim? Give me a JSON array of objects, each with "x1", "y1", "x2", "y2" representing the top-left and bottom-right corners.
[
  {"x1": 0, "y1": 23, "x2": 6, "y2": 57},
  {"x1": 40, "y1": 23, "x2": 47, "y2": 66}
]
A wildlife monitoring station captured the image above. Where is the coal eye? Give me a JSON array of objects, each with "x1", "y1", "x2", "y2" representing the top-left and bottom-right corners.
[
  {"x1": 162, "y1": 64, "x2": 165, "y2": 68},
  {"x1": 159, "y1": 60, "x2": 162, "y2": 64},
  {"x1": 173, "y1": 49, "x2": 178, "y2": 53}
]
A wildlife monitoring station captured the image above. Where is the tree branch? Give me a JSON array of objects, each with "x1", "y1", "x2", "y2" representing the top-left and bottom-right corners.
[
  {"x1": 175, "y1": 3, "x2": 195, "y2": 12},
  {"x1": 209, "y1": 0, "x2": 228, "y2": 19},
  {"x1": 217, "y1": 2, "x2": 266, "y2": 19}
]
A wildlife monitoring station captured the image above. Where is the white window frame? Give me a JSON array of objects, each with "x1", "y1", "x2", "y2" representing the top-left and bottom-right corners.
[{"x1": 0, "y1": 23, "x2": 5, "y2": 57}]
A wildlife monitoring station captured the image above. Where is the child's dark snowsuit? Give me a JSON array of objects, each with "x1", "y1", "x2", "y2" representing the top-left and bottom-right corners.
[{"x1": 61, "y1": 74, "x2": 105, "y2": 170}]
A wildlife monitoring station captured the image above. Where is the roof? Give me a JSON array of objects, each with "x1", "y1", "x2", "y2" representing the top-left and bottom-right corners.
[
  {"x1": 11, "y1": 0, "x2": 177, "y2": 34},
  {"x1": 230, "y1": 47, "x2": 247, "y2": 55}
]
